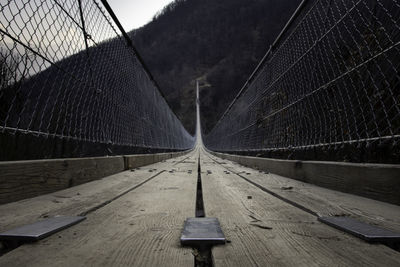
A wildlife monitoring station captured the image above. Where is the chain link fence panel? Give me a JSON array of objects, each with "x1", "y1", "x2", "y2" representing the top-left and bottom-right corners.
[
  {"x1": 203, "y1": 0, "x2": 400, "y2": 163},
  {"x1": 0, "y1": 0, "x2": 195, "y2": 160}
]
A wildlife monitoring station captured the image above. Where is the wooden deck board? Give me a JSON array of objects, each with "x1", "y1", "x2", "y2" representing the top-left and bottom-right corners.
[
  {"x1": 1, "y1": 149, "x2": 399, "y2": 266},
  {"x1": 207, "y1": 153, "x2": 400, "y2": 233},
  {"x1": 0, "y1": 151, "x2": 198, "y2": 266},
  {"x1": 0, "y1": 153, "x2": 191, "y2": 233},
  {"x1": 200, "y1": 150, "x2": 400, "y2": 266},
  {"x1": 205, "y1": 153, "x2": 400, "y2": 233}
]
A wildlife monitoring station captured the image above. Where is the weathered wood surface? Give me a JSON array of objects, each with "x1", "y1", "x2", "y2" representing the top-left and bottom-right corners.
[
  {"x1": 1, "y1": 148, "x2": 399, "y2": 266},
  {"x1": 124, "y1": 150, "x2": 190, "y2": 169},
  {"x1": 211, "y1": 151, "x2": 400, "y2": 205},
  {"x1": 200, "y1": 150, "x2": 400, "y2": 266},
  {"x1": 205, "y1": 153, "x2": 400, "y2": 233},
  {"x1": 0, "y1": 154, "x2": 189, "y2": 232},
  {"x1": 0, "y1": 151, "x2": 199, "y2": 267},
  {"x1": 0, "y1": 156, "x2": 124, "y2": 205},
  {"x1": 0, "y1": 151, "x2": 190, "y2": 205}
]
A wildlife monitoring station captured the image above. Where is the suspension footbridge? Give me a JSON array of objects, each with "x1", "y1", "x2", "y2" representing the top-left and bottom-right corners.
[{"x1": 0, "y1": 0, "x2": 399, "y2": 266}]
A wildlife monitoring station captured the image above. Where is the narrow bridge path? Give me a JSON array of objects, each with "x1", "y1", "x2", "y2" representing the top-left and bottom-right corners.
[
  {"x1": 1, "y1": 147, "x2": 400, "y2": 266},
  {"x1": 0, "y1": 85, "x2": 399, "y2": 266}
]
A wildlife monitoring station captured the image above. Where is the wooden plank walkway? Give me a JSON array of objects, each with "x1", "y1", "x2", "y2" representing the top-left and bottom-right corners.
[
  {"x1": 0, "y1": 153, "x2": 192, "y2": 232},
  {"x1": 204, "y1": 152, "x2": 400, "y2": 233},
  {"x1": 200, "y1": 150, "x2": 400, "y2": 266},
  {"x1": 0, "y1": 148, "x2": 399, "y2": 266},
  {"x1": 0, "y1": 153, "x2": 198, "y2": 266}
]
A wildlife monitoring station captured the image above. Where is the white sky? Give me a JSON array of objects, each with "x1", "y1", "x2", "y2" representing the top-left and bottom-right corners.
[{"x1": 108, "y1": 0, "x2": 174, "y2": 31}]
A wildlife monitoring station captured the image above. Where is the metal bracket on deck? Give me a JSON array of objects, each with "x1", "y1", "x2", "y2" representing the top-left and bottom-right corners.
[
  {"x1": 180, "y1": 217, "x2": 226, "y2": 246},
  {"x1": 0, "y1": 216, "x2": 86, "y2": 242},
  {"x1": 318, "y1": 216, "x2": 400, "y2": 243}
]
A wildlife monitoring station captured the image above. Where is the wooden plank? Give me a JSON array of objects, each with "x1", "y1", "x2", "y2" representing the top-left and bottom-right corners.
[
  {"x1": 0, "y1": 151, "x2": 199, "y2": 266},
  {"x1": 0, "y1": 156, "x2": 125, "y2": 204},
  {"x1": 124, "y1": 151, "x2": 188, "y2": 169},
  {"x1": 0, "y1": 150, "x2": 191, "y2": 205},
  {"x1": 206, "y1": 153, "x2": 400, "y2": 233},
  {"x1": 200, "y1": 150, "x2": 400, "y2": 266},
  {"x1": 0, "y1": 153, "x2": 191, "y2": 233},
  {"x1": 210, "y1": 151, "x2": 400, "y2": 205}
]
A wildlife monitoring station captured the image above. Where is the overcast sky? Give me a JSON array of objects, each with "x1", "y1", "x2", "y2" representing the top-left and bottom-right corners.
[{"x1": 108, "y1": 0, "x2": 173, "y2": 31}]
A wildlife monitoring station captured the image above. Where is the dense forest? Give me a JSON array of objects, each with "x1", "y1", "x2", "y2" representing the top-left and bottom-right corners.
[{"x1": 131, "y1": 0, "x2": 301, "y2": 134}]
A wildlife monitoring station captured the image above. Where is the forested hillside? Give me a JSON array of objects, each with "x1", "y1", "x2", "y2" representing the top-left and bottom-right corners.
[{"x1": 131, "y1": 0, "x2": 301, "y2": 134}]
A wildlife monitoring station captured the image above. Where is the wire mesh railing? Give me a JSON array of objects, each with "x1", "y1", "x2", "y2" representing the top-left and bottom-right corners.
[
  {"x1": 203, "y1": 0, "x2": 400, "y2": 163},
  {"x1": 0, "y1": 0, "x2": 195, "y2": 160}
]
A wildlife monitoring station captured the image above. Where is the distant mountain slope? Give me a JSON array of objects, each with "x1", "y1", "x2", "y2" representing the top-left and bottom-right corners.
[{"x1": 131, "y1": 0, "x2": 301, "y2": 134}]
